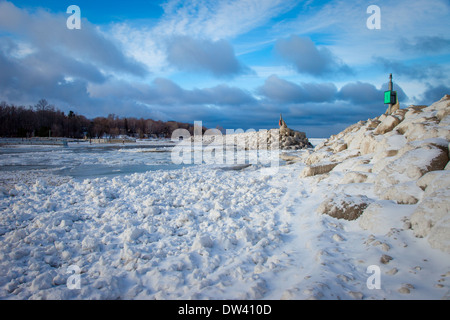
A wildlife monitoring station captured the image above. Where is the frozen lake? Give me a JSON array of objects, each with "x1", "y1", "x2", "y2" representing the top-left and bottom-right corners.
[
  {"x1": 0, "y1": 139, "x2": 324, "y2": 181},
  {"x1": 0, "y1": 141, "x2": 190, "y2": 180}
]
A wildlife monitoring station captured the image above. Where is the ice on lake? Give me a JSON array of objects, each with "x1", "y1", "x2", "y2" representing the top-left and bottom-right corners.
[{"x1": 0, "y1": 140, "x2": 192, "y2": 180}]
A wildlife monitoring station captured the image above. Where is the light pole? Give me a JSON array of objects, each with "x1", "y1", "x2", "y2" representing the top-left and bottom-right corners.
[
  {"x1": 388, "y1": 73, "x2": 393, "y2": 115},
  {"x1": 384, "y1": 74, "x2": 397, "y2": 115}
]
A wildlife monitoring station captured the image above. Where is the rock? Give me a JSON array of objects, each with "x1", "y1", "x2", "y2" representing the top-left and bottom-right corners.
[
  {"x1": 392, "y1": 108, "x2": 407, "y2": 121},
  {"x1": 305, "y1": 150, "x2": 333, "y2": 165},
  {"x1": 410, "y1": 187, "x2": 450, "y2": 253},
  {"x1": 380, "y1": 254, "x2": 393, "y2": 264},
  {"x1": 300, "y1": 162, "x2": 340, "y2": 177},
  {"x1": 332, "y1": 233, "x2": 344, "y2": 242},
  {"x1": 358, "y1": 201, "x2": 406, "y2": 234},
  {"x1": 374, "y1": 143, "x2": 449, "y2": 198},
  {"x1": 395, "y1": 116, "x2": 447, "y2": 142},
  {"x1": 331, "y1": 141, "x2": 348, "y2": 153},
  {"x1": 436, "y1": 108, "x2": 450, "y2": 121},
  {"x1": 386, "y1": 268, "x2": 398, "y2": 275},
  {"x1": 229, "y1": 126, "x2": 312, "y2": 151},
  {"x1": 366, "y1": 119, "x2": 380, "y2": 129},
  {"x1": 404, "y1": 105, "x2": 427, "y2": 118},
  {"x1": 374, "y1": 115, "x2": 401, "y2": 135},
  {"x1": 360, "y1": 134, "x2": 379, "y2": 155},
  {"x1": 377, "y1": 181, "x2": 423, "y2": 204},
  {"x1": 280, "y1": 153, "x2": 301, "y2": 163},
  {"x1": 340, "y1": 171, "x2": 368, "y2": 184},
  {"x1": 416, "y1": 170, "x2": 450, "y2": 194},
  {"x1": 348, "y1": 291, "x2": 363, "y2": 299},
  {"x1": 316, "y1": 194, "x2": 372, "y2": 221},
  {"x1": 398, "y1": 286, "x2": 411, "y2": 294}
]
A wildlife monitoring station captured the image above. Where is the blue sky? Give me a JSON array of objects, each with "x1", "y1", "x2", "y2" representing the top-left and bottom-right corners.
[{"x1": 0, "y1": 0, "x2": 449, "y2": 137}]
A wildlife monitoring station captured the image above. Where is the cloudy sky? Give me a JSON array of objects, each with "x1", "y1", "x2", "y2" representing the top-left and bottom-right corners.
[{"x1": 0, "y1": 0, "x2": 449, "y2": 137}]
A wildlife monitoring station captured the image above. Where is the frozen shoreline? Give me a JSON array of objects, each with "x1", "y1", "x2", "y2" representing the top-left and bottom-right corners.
[
  {"x1": 0, "y1": 147, "x2": 448, "y2": 300},
  {"x1": 0, "y1": 103, "x2": 449, "y2": 300}
]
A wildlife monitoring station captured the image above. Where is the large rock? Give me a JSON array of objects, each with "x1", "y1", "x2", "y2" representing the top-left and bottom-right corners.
[
  {"x1": 317, "y1": 194, "x2": 373, "y2": 221},
  {"x1": 300, "y1": 162, "x2": 340, "y2": 178},
  {"x1": 410, "y1": 187, "x2": 450, "y2": 253},
  {"x1": 416, "y1": 170, "x2": 450, "y2": 195},
  {"x1": 374, "y1": 115, "x2": 400, "y2": 135},
  {"x1": 374, "y1": 143, "x2": 449, "y2": 200},
  {"x1": 377, "y1": 181, "x2": 423, "y2": 204},
  {"x1": 340, "y1": 171, "x2": 369, "y2": 184},
  {"x1": 359, "y1": 133, "x2": 379, "y2": 155},
  {"x1": 359, "y1": 201, "x2": 408, "y2": 234}
]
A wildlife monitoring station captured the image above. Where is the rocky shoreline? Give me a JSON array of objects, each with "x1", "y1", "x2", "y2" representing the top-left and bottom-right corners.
[{"x1": 294, "y1": 95, "x2": 450, "y2": 254}]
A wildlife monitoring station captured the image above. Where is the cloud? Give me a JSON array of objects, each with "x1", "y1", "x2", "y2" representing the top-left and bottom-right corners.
[
  {"x1": 166, "y1": 36, "x2": 249, "y2": 77},
  {"x1": 0, "y1": 44, "x2": 92, "y2": 106},
  {"x1": 258, "y1": 75, "x2": 337, "y2": 103},
  {"x1": 419, "y1": 84, "x2": 450, "y2": 104},
  {"x1": 375, "y1": 56, "x2": 446, "y2": 80},
  {"x1": 337, "y1": 82, "x2": 381, "y2": 104},
  {"x1": 89, "y1": 77, "x2": 255, "y2": 107},
  {"x1": 338, "y1": 81, "x2": 408, "y2": 104},
  {"x1": 258, "y1": 76, "x2": 408, "y2": 107},
  {"x1": 275, "y1": 35, "x2": 353, "y2": 77},
  {"x1": 399, "y1": 36, "x2": 450, "y2": 54},
  {"x1": 159, "y1": 0, "x2": 297, "y2": 40},
  {"x1": 0, "y1": 1, "x2": 151, "y2": 116},
  {"x1": 0, "y1": 1, "x2": 148, "y2": 77}
]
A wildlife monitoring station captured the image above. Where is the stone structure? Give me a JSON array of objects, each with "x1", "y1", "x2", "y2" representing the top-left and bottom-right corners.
[{"x1": 278, "y1": 114, "x2": 313, "y2": 150}]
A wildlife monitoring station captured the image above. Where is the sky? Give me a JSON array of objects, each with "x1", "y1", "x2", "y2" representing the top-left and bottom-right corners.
[{"x1": 0, "y1": 0, "x2": 449, "y2": 137}]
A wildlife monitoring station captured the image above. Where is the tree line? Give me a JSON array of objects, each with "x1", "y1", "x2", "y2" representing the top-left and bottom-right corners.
[{"x1": 0, "y1": 99, "x2": 198, "y2": 139}]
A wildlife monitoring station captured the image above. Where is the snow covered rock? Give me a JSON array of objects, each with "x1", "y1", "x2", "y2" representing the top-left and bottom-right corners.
[
  {"x1": 416, "y1": 170, "x2": 450, "y2": 196},
  {"x1": 280, "y1": 153, "x2": 302, "y2": 163},
  {"x1": 374, "y1": 143, "x2": 448, "y2": 204},
  {"x1": 300, "y1": 162, "x2": 340, "y2": 178},
  {"x1": 360, "y1": 133, "x2": 379, "y2": 155},
  {"x1": 379, "y1": 181, "x2": 423, "y2": 204},
  {"x1": 374, "y1": 115, "x2": 401, "y2": 135},
  {"x1": 410, "y1": 187, "x2": 450, "y2": 253},
  {"x1": 358, "y1": 201, "x2": 408, "y2": 234},
  {"x1": 316, "y1": 194, "x2": 373, "y2": 221},
  {"x1": 340, "y1": 171, "x2": 369, "y2": 184},
  {"x1": 227, "y1": 126, "x2": 313, "y2": 151}
]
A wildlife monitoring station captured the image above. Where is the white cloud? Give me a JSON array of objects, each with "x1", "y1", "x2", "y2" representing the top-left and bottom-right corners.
[
  {"x1": 272, "y1": 0, "x2": 450, "y2": 64},
  {"x1": 110, "y1": 0, "x2": 298, "y2": 74},
  {"x1": 159, "y1": 0, "x2": 297, "y2": 40}
]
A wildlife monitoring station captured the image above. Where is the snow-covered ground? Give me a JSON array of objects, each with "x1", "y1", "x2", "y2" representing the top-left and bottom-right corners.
[{"x1": 0, "y1": 126, "x2": 449, "y2": 299}]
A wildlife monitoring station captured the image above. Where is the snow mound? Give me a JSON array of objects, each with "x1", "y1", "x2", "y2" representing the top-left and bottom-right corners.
[{"x1": 306, "y1": 94, "x2": 450, "y2": 254}]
